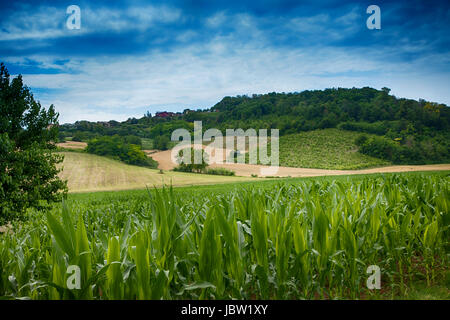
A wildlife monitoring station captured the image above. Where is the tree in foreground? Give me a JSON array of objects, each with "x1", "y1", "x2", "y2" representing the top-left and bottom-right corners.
[{"x1": 0, "y1": 63, "x2": 67, "y2": 223}]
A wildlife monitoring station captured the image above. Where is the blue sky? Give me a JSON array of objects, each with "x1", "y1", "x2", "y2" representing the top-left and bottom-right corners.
[{"x1": 1, "y1": 0, "x2": 449, "y2": 123}]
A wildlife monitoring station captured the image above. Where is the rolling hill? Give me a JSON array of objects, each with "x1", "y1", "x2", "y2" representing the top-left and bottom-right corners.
[
  {"x1": 58, "y1": 152, "x2": 251, "y2": 193},
  {"x1": 58, "y1": 87, "x2": 450, "y2": 167}
]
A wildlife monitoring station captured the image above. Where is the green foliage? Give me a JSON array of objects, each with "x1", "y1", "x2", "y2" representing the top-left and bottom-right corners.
[
  {"x1": 338, "y1": 121, "x2": 389, "y2": 135},
  {"x1": 147, "y1": 120, "x2": 193, "y2": 139},
  {"x1": 354, "y1": 134, "x2": 368, "y2": 146},
  {"x1": 345, "y1": 121, "x2": 450, "y2": 164},
  {"x1": 72, "y1": 131, "x2": 97, "y2": 142},
  {"x1": 0, "y1": 63, "x2": 67, "y2": 223},
  {"x1": 205, "y1": 168, "x2": 236, "y2": 176},
  {"x1": 153, "y1": 135, "x2": 170, "y2": 150},
  {"x1": 57, "y1": 87, "x2": 450, "y2": 166},
  {"x1": 57, "y1": 132, "x2": 66, "y2": 143},
  {"x1": 122, "y1": 135, "x2": 142, "y2": 147},
  {"x1": 0, "y1": 173, "x2": 448, "y2": 299},
  {"x1": 141, "y1": 138, "x2": 153, "y2": 150},
  {"x1": 357, "y1": 134, "x2": 450, "y2": 164},
  {"x1": 86, "y1": 135, "x2": 157, "y2": 168},
  {"x1": 210, "y1": 88, "x2": 449, "y2": 134},
  {"x1": 126, "y1": 144, "x2": 149, "y2": 166}
]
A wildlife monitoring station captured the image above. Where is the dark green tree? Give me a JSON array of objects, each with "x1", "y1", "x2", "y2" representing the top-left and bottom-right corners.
[
  {"x1": 153, "y1": 135, "x2": 170, "y2": 150},
  {"x1": 86, "y1": 135, "x2": 157, "y2": 168},
  {"x1": 0, "y1": 63, "x2": 67, "y2": 223}
]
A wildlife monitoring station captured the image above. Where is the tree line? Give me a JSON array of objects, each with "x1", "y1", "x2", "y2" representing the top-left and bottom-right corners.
[{"x1": 59, "y1": 87, "x2": 449, "y2": 164}]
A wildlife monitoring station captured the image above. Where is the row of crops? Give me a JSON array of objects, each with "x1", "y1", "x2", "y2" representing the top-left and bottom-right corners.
[{"x1": 0, "y1": 174, "x2": 448, "y2": 299}]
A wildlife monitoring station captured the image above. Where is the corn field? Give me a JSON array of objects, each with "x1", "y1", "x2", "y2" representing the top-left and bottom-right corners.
[{"x1": 0, "y1": 174, "x2": 448, "y2": 299}]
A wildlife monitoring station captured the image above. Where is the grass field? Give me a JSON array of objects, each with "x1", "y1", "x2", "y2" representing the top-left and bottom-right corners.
[
  {"x1": 1, "y1": 171, "x2": 448, "y2": 299},
  {"x1": 58, "y1": 152, "x2": 252, "y2": 193},
  {"x1": 278, "y1": 129, "x2": 390, "y2": 169}
]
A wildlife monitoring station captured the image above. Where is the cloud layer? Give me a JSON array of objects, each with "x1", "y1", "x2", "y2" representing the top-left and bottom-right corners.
[{"x1": 1, "y1": 0, "x2": 449, "y2": 123}]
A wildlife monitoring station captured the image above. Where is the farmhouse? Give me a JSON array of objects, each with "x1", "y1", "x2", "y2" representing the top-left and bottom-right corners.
[{"x1": 155, "y1": 111, "x2": 175, "y2": 118}]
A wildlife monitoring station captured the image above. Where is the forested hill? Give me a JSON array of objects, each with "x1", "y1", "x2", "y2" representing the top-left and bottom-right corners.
[
  {"x1": 59, "y1": 87, "x2": 450, "y2": 164},
  {"x1": 206, "y1": 87, "x2": 449, "y2": 134}
]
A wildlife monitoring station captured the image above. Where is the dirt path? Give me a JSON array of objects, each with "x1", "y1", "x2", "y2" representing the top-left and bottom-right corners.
[
  {"x1": 147, "y1": 148, "x2": 450, "y2": 177},
  {"x1": 149, "y1": 149, "x2": 176, "y2": 170}
]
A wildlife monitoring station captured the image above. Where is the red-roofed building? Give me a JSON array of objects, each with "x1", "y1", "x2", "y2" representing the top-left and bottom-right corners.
[{"x1": 155, "y1": 111, "x2": 175, "y2": 118}]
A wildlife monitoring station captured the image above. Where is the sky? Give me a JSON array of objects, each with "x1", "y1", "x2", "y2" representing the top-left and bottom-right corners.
[{"x1": 1, "y1": 0, "x2": 449, "y2": 124}]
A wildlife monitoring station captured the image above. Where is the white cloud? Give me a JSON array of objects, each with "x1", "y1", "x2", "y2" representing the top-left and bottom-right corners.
[
  {"x1": 0, "y1": 4, "x2": 181, "y2": 40},
  {"x1": 0, "y1": 6, "x2": 66, "y2": 40},
  {"x1": 206, "y1": 11, "x2": 228, "y2": 28},
  {"x1": 12, "y1": 38, "x2": 449, "y2": 124},
  {"x1": 82, "y1": 5, "x2": 181, "y2": 33},
  {"x1": 3, "y1": 6, "x2": 449, "y2": 123}
]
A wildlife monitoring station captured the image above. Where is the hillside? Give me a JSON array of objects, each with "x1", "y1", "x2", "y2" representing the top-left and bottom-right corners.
[
  {"x1": 277, "y1": 129, "x2": 390, "y2": 169},
  {"x1": 58, "y1": 152, "x2": 250, "y2": 192},
  {"x1": 58, "y1": 87, "x2": 450, "y2": 166}
]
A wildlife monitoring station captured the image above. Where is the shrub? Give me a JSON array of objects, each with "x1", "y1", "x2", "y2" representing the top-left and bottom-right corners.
[
  {"x1": 153, "y1": 135, "x2": 170, "y2": 150},
  {"x1": 122, "y1": 135, "x2": 142, "y2": 147},
  {"x1": 205, "y1": 167, "x2": 236, "y2": 176},
  {"x1": 86, "y1": 135, "x2": 157, "y2": 168},
  {"x1": 355, "y1": 134, "x2": 368, "y2": 146},
  {"x1": 358, "y1": 133, "x2": 449, "y2": 164},
  {"x1": 72, "y1": 131, "x2": 97, "y2": 142},
  {"x1": 359, "y1": 136, "x2": 399, "y2": 162},
  {"x1": 338, "y1": 121, "x2": 388, "y2": 135}
]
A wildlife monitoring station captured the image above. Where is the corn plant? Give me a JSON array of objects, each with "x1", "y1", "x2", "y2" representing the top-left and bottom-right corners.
[{"x1": 0, "y1": 173, "x2": 448, "y2": 299}]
